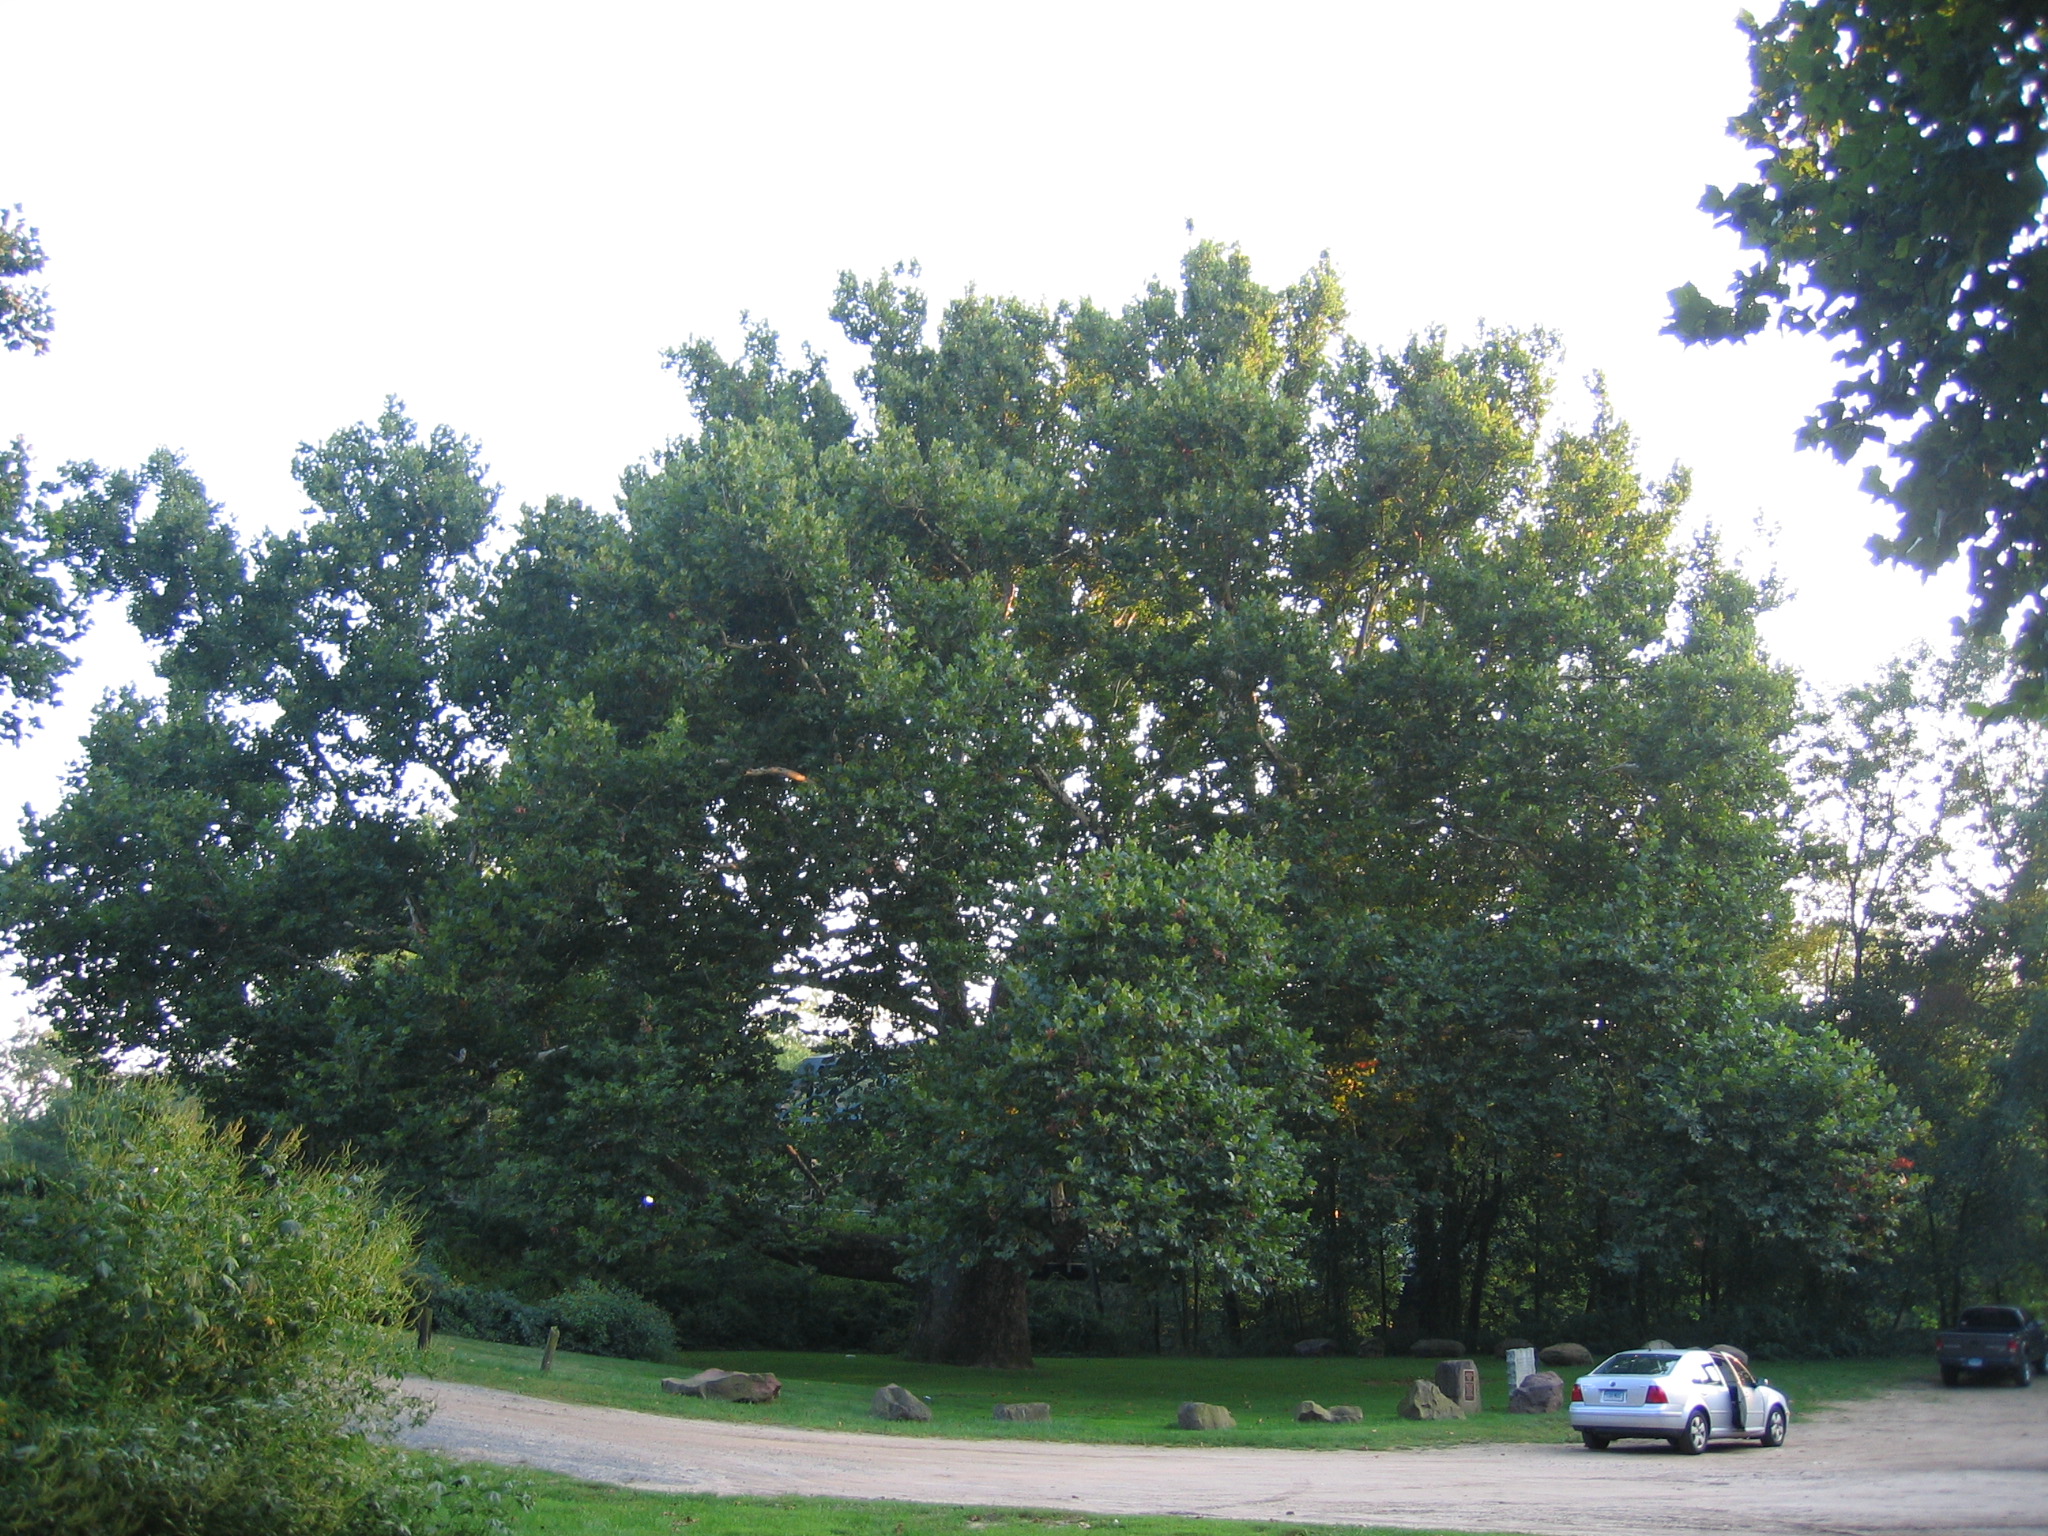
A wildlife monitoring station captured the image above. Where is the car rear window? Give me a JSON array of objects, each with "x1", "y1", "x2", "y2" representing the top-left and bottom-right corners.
[
  {"x1": 1957, "y1": 1307, "x2": 2025, "y2": 1330},
  {"x1": 1592, "y1": 1352, "x2": 1679, "y2": 1376}
]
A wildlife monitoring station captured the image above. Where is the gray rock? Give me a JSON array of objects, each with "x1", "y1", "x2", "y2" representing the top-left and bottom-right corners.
[
  {"x1": 1327, "y1": 1404, "x2": 1365, "y2": 1423},
  {"x1": 1711, "y1": 1343, "x2": 1750, "y2": 1366},
  {"x1": 1397, "y1": 1378, "x2": 1465, "y2": 1421},
  {"x1": 1296, "y1": 1399, "x2": 1334, "y2": 1422},
  {"x1": 1178, "y1": 1401, "x2": 1235, "y2": 1430},
  {"x1": 872, "y1": 1383, "x2": 932, "y2": 1421},
  {"x1": 662, "y1": 1368, "x2": 734, "y2": 1397},
  {"x1": 1355, "y1": 1336, "x2": 1386, "y2": 1358},
  {"x1": 1509, "y1": 1369, "x2": 1565, "y2": 1413},
  {"x1": 1642, "y1": 1338, "x2": 1678, "y2": 1351},
  {"x1": 1433, "y1": 1358, "x2": 1481, "y2": 1413},
  {"x1": 992, "y1": 1402, "x2": 1051, "y2": 1422},
  {"x1": 1539, "y1": 1342, "x2": 1594, "y2": 1367},
  {"x1": 1410, "y1": 1337, "x2": 1466, "y2": 1357},
  {"x1": 699, "y1": 1370, "x2": 781, "y2": 1403},
  {"x1": 1293, "y1": 1337, "x2": 1338, "y2": 1356}
]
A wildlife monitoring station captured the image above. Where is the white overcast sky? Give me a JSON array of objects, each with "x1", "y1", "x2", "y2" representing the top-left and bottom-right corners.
[{"x1": 1, "y1": 3, "x2": 1969, "y2": 924}]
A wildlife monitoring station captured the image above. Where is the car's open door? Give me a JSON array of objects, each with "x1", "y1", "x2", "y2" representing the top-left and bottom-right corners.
[{"x1": 1714, "y1": 1352, "x2": 1759, "y2": 1433}]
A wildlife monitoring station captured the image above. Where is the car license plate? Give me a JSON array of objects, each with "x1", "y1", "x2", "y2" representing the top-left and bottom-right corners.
[
  {"x1": 1967, "y1": 1357, "x2": 1983, "y2": 1367},
  {"x1": 1601, "y1": 1388, "x2": 1626, "y2": 1403}
]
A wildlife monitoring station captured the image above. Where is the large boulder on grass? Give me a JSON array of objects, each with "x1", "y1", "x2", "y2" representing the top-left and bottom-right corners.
[
  {"x1": 1397, "y1": 1379, "x2": 1465, "y2": 1420},
  {"x1": 1327, "y1": 1404, "x2": 1364, "y2": 1423},
  {"x1": 1178, "y1": 1401, "x2": 1235, "y2": 1430},
  {"x1": 1540, "y1": 1342, "x2": 1594, "y2": 1367},
  {"x1": 699, "y1": 1370, "x2": 781, "y2": 1403},
  {"x1": 662, "y1": 1368, "x2": 735, "y2": 1397},
  {"x1": 1410, "y1": 1337, "x2": 1466, "y2": 1357},
  {"x1": 1711, "y1": 1343, "x2": 1750, "y2": 1366},
  {"x1": 992, "y1": 1402, "x2": 1051, "y2": 1422},
  {"x1": 1294, "y1": 1337, "x2": 1338, "y2": 1356},
  {"x1": 872, "y1": 1383, "x2": 931, "y2": 1421},
  {"x1": 1509, "y1": 1370, "x2": 1566, "y2": 1414}
]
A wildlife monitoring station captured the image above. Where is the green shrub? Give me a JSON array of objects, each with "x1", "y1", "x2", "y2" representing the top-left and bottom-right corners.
[
  {"x1": 0, "y1": 1078, "x2": 521, "y2": 1536},
  {"x1": 545, "y1": 1280, "x2": 676, "y2": 1360},
  {"x1": 432, "y1": 1277, "x2": 674, "y2": 1360},
  {"x1": 432, "y1": 1283, "x2": 548, "y2": 1347}
]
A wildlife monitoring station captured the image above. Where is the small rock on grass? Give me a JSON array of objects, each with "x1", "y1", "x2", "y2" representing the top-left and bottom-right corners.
[
  {"x1": 873, "y1": 1383, "x2": 932, "y2": 1421},
  {"x1": 1178, "y1": 1401, "x2": 1235, "y2": 1430},
  {"x1": 993, "y1": 1402, "x2": 1051, "y2": 1421},
  {"x1": 1296, "y1": 1400, "x2": 1334, "y2": 1422},
  {"x1": 1397, "y1": 1379, "x2": 1465, "y2": 1421}
]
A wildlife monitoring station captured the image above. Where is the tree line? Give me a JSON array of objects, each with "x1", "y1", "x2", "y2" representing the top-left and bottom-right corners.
[{"x1": 7, "y1": 241, "x2": 2037, "y2": 1365}]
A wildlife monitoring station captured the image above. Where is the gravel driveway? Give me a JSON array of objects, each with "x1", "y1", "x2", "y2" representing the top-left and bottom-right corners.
[{"x1": 403, "y1": 1375, "x2": 2047, "y2": 1536}]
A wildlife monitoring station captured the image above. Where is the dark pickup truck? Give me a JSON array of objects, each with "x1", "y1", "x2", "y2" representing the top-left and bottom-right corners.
[{"x1": 1936, "y1": 1305, "x2": 2047, "y2": 1385}]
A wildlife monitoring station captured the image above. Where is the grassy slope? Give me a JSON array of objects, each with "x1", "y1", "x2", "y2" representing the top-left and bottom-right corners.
[
  {"x1": 412, "y1": 1336, "x2": 1925, "y2": 1452},
  {"x1": 512, "y1": 1468, "x2": 1514, "y2": 1536}
]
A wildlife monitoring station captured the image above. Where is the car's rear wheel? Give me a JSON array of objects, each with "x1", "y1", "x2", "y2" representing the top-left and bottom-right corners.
[
  {"x1": 2015, "y1": 1355, "x2": 2033, "y2": 1387},
  {"x1": 1674, "y1": 1409, "x2": 1711, "y2": 1455},
  {"x1": 1581, "y1": 1431, "x2": 1611, "y2": 1450},
  {"x1": 1759, "y1": 1406, "x2": 1786, "y2": 1448},
  {"x1": 1940, "y1": 1363, "x2": 1961, "y2": 1386}
]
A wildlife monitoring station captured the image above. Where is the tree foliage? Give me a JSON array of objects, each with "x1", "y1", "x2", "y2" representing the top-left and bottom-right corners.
[{"x1": 1671, "y1": 2, "x2": 2048, "y2": 713}]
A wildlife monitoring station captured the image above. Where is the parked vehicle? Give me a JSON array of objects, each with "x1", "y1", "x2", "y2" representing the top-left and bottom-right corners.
[
  {"x1": 1935, "y1": 1305, "x2": 2047, "y2": 1386},
  {"x1": 1568, "y1": 1348, "x2": 1790, "y2": 1453}
]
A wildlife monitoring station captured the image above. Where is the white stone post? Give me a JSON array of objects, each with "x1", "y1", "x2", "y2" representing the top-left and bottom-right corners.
[{"x1": 1506, "y1": 1346, "x2": 1537, "y2": 1393}]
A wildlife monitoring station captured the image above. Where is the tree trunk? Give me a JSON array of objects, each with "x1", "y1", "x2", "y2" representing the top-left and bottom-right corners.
[{"x1": 907, "y1": 1259, "x2": 1033, "y2": 1368}]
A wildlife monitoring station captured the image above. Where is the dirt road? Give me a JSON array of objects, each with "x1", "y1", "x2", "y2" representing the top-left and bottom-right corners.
[{"x1": 403, "y1": 1375, "x2": 2047, "y2": 1535}]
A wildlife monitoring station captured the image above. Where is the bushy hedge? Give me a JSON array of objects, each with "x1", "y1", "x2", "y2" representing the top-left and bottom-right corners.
[
  {"x1": 433, "y1": 1279, "x2": 675, "y2": 1361},
  {"x1": 0, "y1": 1079, "x2": 522, "y2": 1536}
]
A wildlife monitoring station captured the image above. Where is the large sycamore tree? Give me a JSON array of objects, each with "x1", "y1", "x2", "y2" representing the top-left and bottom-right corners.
[{"x1": 3, "y1": 246, "x2": 1908, "y2": 1364}]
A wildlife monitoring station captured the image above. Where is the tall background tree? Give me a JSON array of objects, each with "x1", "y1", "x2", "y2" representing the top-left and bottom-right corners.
[
  {"x1": 0, "y1": 204, "x2": 85, "y2": 742},
  {"x1": 1670, "y1": 2, "x2": 2048, "y2": 714}
]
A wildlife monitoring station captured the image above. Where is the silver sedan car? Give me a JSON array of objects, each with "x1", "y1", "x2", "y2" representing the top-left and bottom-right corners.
[{"x1": 1567, "y1": 1348, "x2": 1790, "y2": 1453}]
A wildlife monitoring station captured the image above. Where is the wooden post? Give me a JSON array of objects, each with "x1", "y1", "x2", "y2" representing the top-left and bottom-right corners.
[
  {"x1": 540, "y1": 1325, "x2": 559, "y2": 1372},
  {"x1": 415, "y1": 1304, "x2": 434, "y2": 1352}
]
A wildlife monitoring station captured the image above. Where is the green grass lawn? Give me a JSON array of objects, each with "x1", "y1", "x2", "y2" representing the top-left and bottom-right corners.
[
  {"x1": 410, "y1": 1336, "x2": 1927, "y2": 1452},
  {"x1": 506, "y1": 1467, "x2": 1516, "y2": 1536}
]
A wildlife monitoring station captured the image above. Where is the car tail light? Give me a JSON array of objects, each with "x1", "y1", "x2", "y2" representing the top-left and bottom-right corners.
[
  {"x1": 1570, "y1": 1383, "x2": 1583, "y2": 1402},
  {"x1": 1645, "y1": 1384, "x2": 1669, "y2": 1404},
  {"x1": 2011, "y1": 1339, "x2": 2023, "y2": 1354}
]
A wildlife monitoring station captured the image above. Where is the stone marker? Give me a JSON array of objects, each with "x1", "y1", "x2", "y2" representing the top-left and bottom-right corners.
[
  {"x1": 1326, "y1": 1404, "x2": 1365, "y2": 1423},
  {"x1": 872, "y1": 1383, "x2": 932, "y2": 1421},
  {"x1": 1509, "y1": 1369, "x2": 1565, "y2": 1414},
  {"x1": 992, "y1": 1402, "x2": 1051, "y2": 1421},
  {"x1": 699, "y1": 1370, "x2": 782, "y2": 1403},
  {"x1": 1293, "y1": 1337, "x2": 1337, "y2": 1356},
  {"x1": 1178, "y1": 1401, "x2": 1235, "y2": 1430},
  {"x1": 663, "y1": 1368, "x2": 734, "y2": 1397},
  {"x1": 1296, "y1": 1399, "x2": 1334, "y2": 1422},
  {"x1": 1433, "y1": 1357, "x2": 1481, "y2": 1413},
  {"x1": 1409, "y1": 1337, "x2": 1465, "y2": 1357},
  {"x1": 1539, "y1": 1341, "x2": 1594, "y2": 1367},
  {"x1": 1505, "y1": 1346, "x2": 1537, "y2": 1393},
  {"x1": 1711, "y1": 1343, "x2": 1750, "y2": 1366},
  {"x1": 1397, "y1": 1379, "x2": 1464, "y2": 1420},
  {"x1": 540, "y1": 1325, "x2": 559, "y2": 1373}
]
